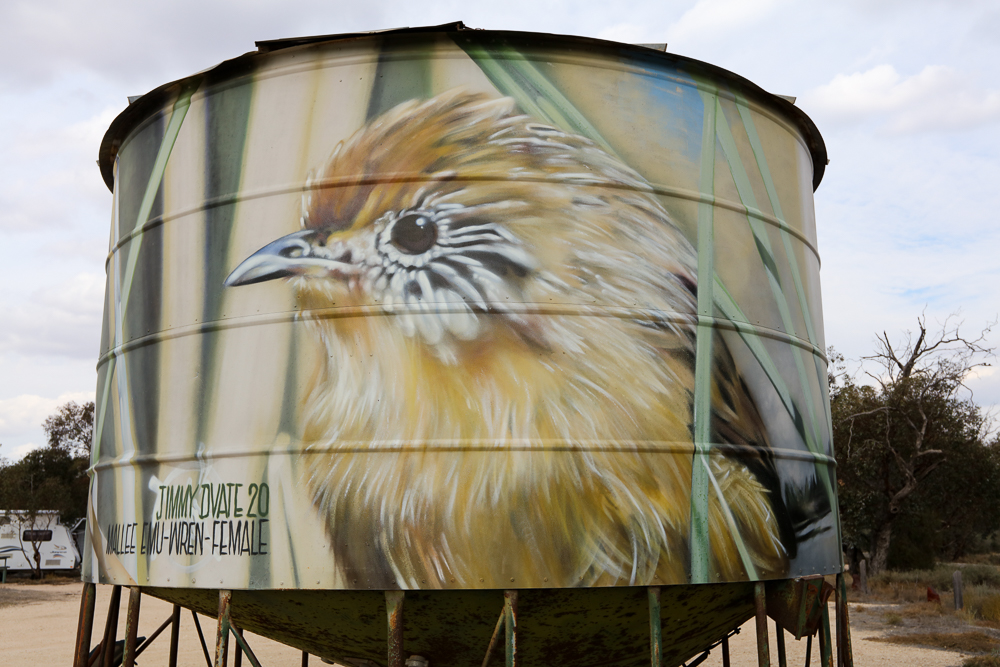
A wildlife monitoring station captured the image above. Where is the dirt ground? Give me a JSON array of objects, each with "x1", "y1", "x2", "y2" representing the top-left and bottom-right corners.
[
  {"x1": 699, "y1": 599, "x2": 991, "y2": 667},
  {"x1": 0, "y1": 578, "x2": 306, "y2": 666},
  {"x1": 1, "y1": 578, "x2": 995, "y2": 666}
]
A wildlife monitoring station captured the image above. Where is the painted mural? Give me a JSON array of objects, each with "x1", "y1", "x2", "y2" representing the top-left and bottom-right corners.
[{"x1": 85, "y1": 31, "x2": 840, "y2": 591}]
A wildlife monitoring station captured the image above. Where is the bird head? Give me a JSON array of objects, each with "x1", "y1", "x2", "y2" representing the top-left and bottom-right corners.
[{"x1": 224, "y1": 90, "x2": 698, "y2": 368}]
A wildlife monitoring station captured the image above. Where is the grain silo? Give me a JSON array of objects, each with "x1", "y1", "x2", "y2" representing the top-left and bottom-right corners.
[{"x1": 77, "y1": 23, "x2": 850, "y2": 667}]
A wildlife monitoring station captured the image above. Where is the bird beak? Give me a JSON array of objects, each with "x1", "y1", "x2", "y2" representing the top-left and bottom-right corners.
[{"x1": 224, "y1": 229, "x2": 355, "y2": 287}]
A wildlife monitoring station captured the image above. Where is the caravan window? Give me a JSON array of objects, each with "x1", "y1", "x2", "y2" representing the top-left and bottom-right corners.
[{"x1": 23, "y1": 530, "x2": 52, "y2": 542}]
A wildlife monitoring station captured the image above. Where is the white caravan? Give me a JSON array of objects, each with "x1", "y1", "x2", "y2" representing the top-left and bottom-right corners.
[{"x1": 0, "y1": 511, "x2": 81, "y2": 572}]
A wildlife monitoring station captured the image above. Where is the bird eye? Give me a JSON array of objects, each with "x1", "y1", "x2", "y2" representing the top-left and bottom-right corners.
[{"x1": 390, "y1": 214, "x2": 437, "y2": 254}]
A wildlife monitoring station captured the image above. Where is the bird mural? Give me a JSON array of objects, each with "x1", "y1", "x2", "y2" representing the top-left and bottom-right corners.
[{"x1": 225, "y1": 89, "x2": 793, "y2": 589}]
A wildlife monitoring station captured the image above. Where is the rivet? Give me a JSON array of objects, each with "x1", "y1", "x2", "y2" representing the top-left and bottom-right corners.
[
  {"x1": 510, "y1": 577, "x2": 514, "y2": 582},
  {"x1": 479, "y1": 578, "x2": 484, "y2": 583}
]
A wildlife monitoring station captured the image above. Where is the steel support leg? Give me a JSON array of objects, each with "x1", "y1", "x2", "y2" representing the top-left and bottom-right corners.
[
  {"x1": 804, "y1": 634, "x2": 812, "y2": 666},
  {"x1": 229, "y1": 624, "x2": 265, "y2": 667},
  {"x1": 482, "y1": 607, "x2": 506, "y2": 667},
  {"x1": 386, "y1": 591, "x2": 405, "y2": 667},
  {"x1": 836, "y1": 574, "x2": 854, "y2": 667},
  {"x1": 302, "y1": 651, "x2": 310, "y2": 667},
  {"x1": 754, "y1": 581, "x2": 770, "y2": 667},
  {"x1": 74, "y1": 582, "x2": 97, "y2": 667},
  {"x1": 216, "y1": 590, "x2": 233, "y2": 667},
  {"x1": 648, "y1": 587, "x2": 662, "y2": 667},
  {"x1": 234, "y1": 627, "x2": 244, "y2": 667},
  {"x1": 122, "y1": 587, "x2": 142, "y2": 667},
  {"x1": 819, "y1": 601, "x2": 833, "y2": 667},
  {"x1": 101, "y1": 585, "x2": 122, "y2": 667},
  {"x1": 722, "y1": 636, "x2": 731, "y2": 667},
  {"x1": 168, "y1": 605, "x2": 181, "y2": 667},
  {"x1": 504, "y1": 590, "x2": 518, "y2": 667},
  {"x1": 775, "y1": 620, "x2": 786, "y2": 667}
]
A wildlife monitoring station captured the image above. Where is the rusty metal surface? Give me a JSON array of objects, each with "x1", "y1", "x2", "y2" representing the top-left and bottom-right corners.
[
  {"x1": 100, "y1": 585, "x2": 122, "y2": 667},
  {"x1": 216, "y1": 590, "x2": 233, "y2": 667},
  {"x1": 754, "y1": 582, "x2": 770, "y2": 667},
  {"x1": 818, "y1": 602, "x2": 833, "y2": 667},
  {"x1": 144, "y1": 583, "x2": 756, "y2": 667},
  {"x1": 648, "y1": 587, "x2": 662, "y2": 667},
  {"x1": 481, "y1": 607, "x2": 505, "y2": 667},
  {"x1": 123, "y1": 586, "x2": 142, "y2": 667},
  {"x1": 764, "y1": 577, "x2": 831, "y2": 640},
  {"x1": 74, "y1": 582, "x2": 97, "y2": 667},
  {"x1": 504, "y1": 590, "x2": 518, "y2": 667},
  {"x1": 386, "y1": 591, "x2": 405, "y2": 667},
  {"x1": 835, "y1": 574, "x2": 853, "y2": 667}
]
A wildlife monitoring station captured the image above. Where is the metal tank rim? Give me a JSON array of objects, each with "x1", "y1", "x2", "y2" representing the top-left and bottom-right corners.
[{"x1": 96, "y1": 21, "x2": 828, "y2": 193}]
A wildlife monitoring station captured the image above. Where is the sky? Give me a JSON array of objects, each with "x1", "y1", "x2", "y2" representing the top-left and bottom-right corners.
[{"x1": 0, "y1": 0, "x2": 998, "y2": 459}]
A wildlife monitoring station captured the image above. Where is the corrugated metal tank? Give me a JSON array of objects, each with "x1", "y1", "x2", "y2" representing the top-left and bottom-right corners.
[{"x1": 89, "y1": 23, "x2": 839, "y2": 666}]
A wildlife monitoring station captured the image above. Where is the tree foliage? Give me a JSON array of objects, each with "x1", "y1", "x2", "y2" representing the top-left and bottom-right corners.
[
  {"x1": 42, "y1": 400, "x2": 94, "y2": 456},
  {"x1": 0, "y1": 400, "x2": 93, "y2": 577},
  {"x1": 831, "y1": 316, "x2": 998, "y2": 574}
]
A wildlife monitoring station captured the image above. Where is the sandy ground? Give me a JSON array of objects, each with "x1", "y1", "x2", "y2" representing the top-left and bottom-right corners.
[
  {"x1": 0, "y1": 579, "x2": 306, "y2": 666},
  {"x1": 698, "y1": 603, "x2": 977, "y2": 667},
  {"x1": 0, "y1": 579, "x2": 990, "y2": 666}
]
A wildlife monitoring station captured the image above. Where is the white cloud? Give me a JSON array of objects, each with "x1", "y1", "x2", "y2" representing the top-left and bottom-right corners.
[
  {"x1": 4, "y1": 441, "x2": 43, "y2": 460},
  {"x1": 0, "y1": 272, "x2": 105, "y2": 359},
  {"x1": 0, "y1": 99, "x2": 116, "y2": 233},
  {"x1": 597, "y1": 23, "x2": 663, "y2": 45},
  {"x1": 0, "y1": 391, "x2": 94, "y2": 442},
  {"x1": 801, "y1": 64, "x2": 1000, "y2": 132},
  {"x1": 667, "y1": 0, "x2": 781, "y2": 46}
]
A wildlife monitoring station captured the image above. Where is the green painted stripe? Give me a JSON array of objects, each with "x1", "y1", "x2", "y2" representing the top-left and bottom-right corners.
[
  {"x1": 92, "y1": 356, "x2": 116, "y2": 466},
  {"x1": 706, "y1": 455, "x2": 758, "y2": 578},
  {"x1": 714, "y1": 278, "x2": 834, "y2": 501},
  {"x1": 118, "y1": 91, "x2": 193, "y2": 329},
  {"x1": 455, "y1": 38, "x2": 615, "y2": 153},
  {"x1": 690, "y1": 89, "x2": 717, "y2": 584},
  {"x1": 714, "y1": 101, "x2": 833, "y2": 496},
  {"x1": 735, "y1": 101, "x2": 833, "y2": 447},
  {"x1": 95, "y1": 88, "x2": 191, "y2": 466}
]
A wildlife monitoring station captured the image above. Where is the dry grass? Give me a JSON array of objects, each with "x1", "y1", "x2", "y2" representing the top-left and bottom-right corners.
[
  {"x1": 869, "y1": 631, "x2": 1000, "y2": 653},
  {"x1": 0, "y1": 584, "x2": 72, "y2": 609},
  {"x1": 884, "y1": 612, "x2": 903, "y2": 625},
  {"x1": 964, "y1": 656, "x2": 1000, "y2": 667},
  {"x1": 3, "y1": 572, "x2": 80, "y2": 586},
  {"x1": 896, "y1": 602, "x2": 949, "y2": 618}
]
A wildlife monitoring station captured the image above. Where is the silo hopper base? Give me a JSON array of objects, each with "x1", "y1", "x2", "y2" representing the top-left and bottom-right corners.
[{"x1": 73, "y1": 576, "x2": 852, "y2": 667}]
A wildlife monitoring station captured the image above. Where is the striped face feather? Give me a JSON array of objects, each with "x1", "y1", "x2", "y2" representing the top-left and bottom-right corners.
[{"x1": 363, "y1": 194, "x2": 538, "y2": 348}]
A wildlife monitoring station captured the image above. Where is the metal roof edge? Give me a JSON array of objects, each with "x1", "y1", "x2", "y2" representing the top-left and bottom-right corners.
[{"x1": 98, "y1": 24, "x2": 827, "y2": 192}]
